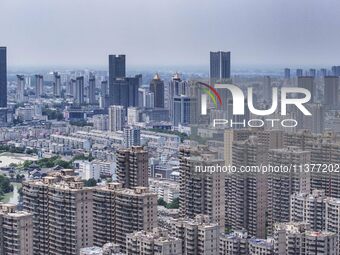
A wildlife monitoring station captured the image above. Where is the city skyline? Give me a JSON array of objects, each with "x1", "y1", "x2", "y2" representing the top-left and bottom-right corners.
[{"x1": 1, "y1": 0, "x2": 340, "y2": 69}]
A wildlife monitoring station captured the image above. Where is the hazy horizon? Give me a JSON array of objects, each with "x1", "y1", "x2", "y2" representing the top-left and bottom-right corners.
[{"x1": 1, "y1": 0, "x2": 340, "y2": 69}]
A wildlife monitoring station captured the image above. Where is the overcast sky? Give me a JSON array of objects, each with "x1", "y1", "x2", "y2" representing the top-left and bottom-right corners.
[{"x1": 1, "y1": 0, "x2": 340, "y2": 69}]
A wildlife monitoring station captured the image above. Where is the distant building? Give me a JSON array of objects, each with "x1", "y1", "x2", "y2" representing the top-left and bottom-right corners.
[
  {"x1": 296, "y1": 68, "x2": 303, "y2": 77},
  {"x1": 210, "y1": 51, "x2": 231, "y2": 83},
  {"x1": 123, "y1": 127, "x2": 141, "y2": 147},
  {"x1": 88, "y1": 75, "x2": 96, "y2": 104},
  {"x1": 150, "y1": 73, "x2": 165, "y2": 108},
  {"x1": 284, "y1": 68, "x2": 290, "y2": 79},
  {"x1": 324, "y1": 76, "x2": 339, "y2": 109},
  {"x1": 297, "y1": 76, "x2": 315, "y2": 102},
  {"x1": 16, "y1": 74, "x2": 25, "y2": 103},
  {"x1": 75, "y1": 76, "x2": 85, "y2": 104},
  {"x1": 108, "y1": 105, "x2": 125, "y2": 131},
  {"x1": 53, "y1": 72, "x2": 61, "y2": 97},
  {"x1": 34, "y1": 74, "x2": 44, "y2": 98},
  {"x1": 0, "y1": 47, "x2": 7, "y2": 108}
]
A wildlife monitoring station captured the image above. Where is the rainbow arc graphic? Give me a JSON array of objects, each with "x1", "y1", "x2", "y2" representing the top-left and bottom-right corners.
[{"x1": 196, "y1": 82, "x2": 222, "y2": 114}]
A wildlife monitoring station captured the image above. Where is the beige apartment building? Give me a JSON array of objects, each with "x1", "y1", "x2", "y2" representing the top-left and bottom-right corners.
[
  {"x1": 0, "y1": 203, "x2": 33, "y2": 255},
  {"x1": 126, "y1": 228, "x2": 182, "y2": 255},
  {"x1": 93, "y1": 183, "x2": 157, "y2": 251},
  {"x1": 116, "y1": 146, "x2": 149, "y2": 188}
]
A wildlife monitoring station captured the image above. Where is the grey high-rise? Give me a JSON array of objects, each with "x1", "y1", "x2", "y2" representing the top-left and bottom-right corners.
[
  {"x1": 210, "y1": 51, "x2": 231, "y2": 83},
  {"x1": 150, "y1": 73, "x2": 164, "y2": 108},
  {"x1": 109, "y1": 54, "x2": 126, "y2": 104},
  {"x1": 0, "y1": 47, "x2": 7, "y2": 108}
]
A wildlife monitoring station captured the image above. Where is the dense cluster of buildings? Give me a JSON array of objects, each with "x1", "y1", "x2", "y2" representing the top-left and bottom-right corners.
[{"x1": 0, "y1": 46, "x2": 339, "y2": 254}]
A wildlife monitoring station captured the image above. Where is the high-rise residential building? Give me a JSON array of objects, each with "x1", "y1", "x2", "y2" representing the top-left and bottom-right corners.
[
  {"x1": 267, "y1": 147, "x2": 311, "y2": 234},
  {"x1": 297, "y1": 76, "x2": 315, "y2": 103},
  {"x1": 179, "y1": 146, "x2": 226, "y2": 228},
  {"x1": 93, "y1": 183, "x2": 157, "y2": 250},
  {"x1": 223, "y1": 129, "x2": 258, "y2": 166},
  {"x1": 210, "y1": 51, "x2": 231, "y2": 83},
  {"x1": 324, "y1": 76, "x2": 339, "y2": 109},
  {"x1": 227, "y1": 136, "x2": 268, "y2": 238},
  {"x1": 126, "y1": 228, "x2": 182, "y2": 255},
  {"x1": 75, "y1": 76, "x2": 85, "y2": 104},
  {"x1": 283, "y1": 130, "x2": 340, "y2": 199},
  {"x1": 0, "y1": 47, "x2": 7, "y2": 108},
  {"x1": 123, "y1": 127, "x2": 141, "y2": 147},
  {"x1": 170, "y1": 215, "x2": 220, "y2": 255},
  {"x1": 116, "y1": 146, "x2": 148, "y2": 188},
  {"x1": 34, "y1": 74, "x2": 44, "y2": 98},
  {"x1": 274, "y1": 222, "x2": 338, "y2": 255},
  {"x1": 110, "y1": 76, "x2": 140, "y2": 109},
  {"x1": 296, "y1": 69, "x2": 303, "y2": 77},
  {"x1": 284, "y1": 68, "x2": 291, "y2": 79},
  {"x1": 173, "y1": 95, "x2": 197, "y2": 126},
  {"x1": 290, "y1": 190, "x2": 328, "y2": 231},
  {"x1": 290, "y1": 190, "x2": 340, "y2": 250},
  {"x1": 53, "y1": 72, "x2": 61, "y2": 97},
  {"x1": 297, "y1": 103, "x2": 324, "y2": 133},
  {"x1": 108, "y1": 105, "x2": 125, "y2": 131},
  {"x1": 16, "y1": 75, "x2": 25, "y2": 103},
  {"x1": 150, "y1": 73, "x2": 165, "y2": 108},
  {"x1": 22, "y1": 172, "x2": 94, "y2": 255},
  {"x1": 88, "y1": 75, "x2": 96, "y2": 105},
  {"x1": 0, "y1": 203, "x2": 33, "y2": 255}
]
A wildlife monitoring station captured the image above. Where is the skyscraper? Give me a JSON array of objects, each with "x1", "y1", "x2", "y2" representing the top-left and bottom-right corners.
[
  {"x1": 116, "y1": 146, "x2": 149, "y2": 188},
  {"x1": 150, "y1": 73, "x2": 165, "y2": 108},
  {"x1": 109, "y1": 54, "x2": 126, "y2": 104},
  {"x1": 16, "y1": 75, "x2": 25, "y2": 103},
  {"x1": 88, "y1": 75, "x2": 96, "y2": 105},
  {"x1": 110, "y1": 76, "x2": 140, "y2": 109},
  {"x1": 324, "y1": 76, "x2": 339, "y2": 109},
  {"x1": 0, "y1": 47, "x2": 7, "y2": 108},
  {"x1": 173, "y1": 95, "x2": 197, "y2": 126},
  {"x1": 75, "y1": 76, "x2": 84, "y2": 105},
  {"x1": 108, "y1": 105, "x2": 125, "y2": 131},
  {"x1": 284, "y1": 68, "x2": 291, "y2": 79},
  {"x1": 53, "y1": 72, "x2": 61, "y2": 97},
  {"x1": 297, "y1": 76, "x2": 315, "y2": 102},
  {"x1": 210, "y1": 51, "x2": 231, "y2": 83},
  {"x1": 296, "y1": 69, "x2": 303, "y2": 77},
  {"x1": 34, "y1": 74, "x2": 44, "y2": 98}
]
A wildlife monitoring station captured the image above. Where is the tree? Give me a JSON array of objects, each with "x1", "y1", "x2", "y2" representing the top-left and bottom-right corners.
[
  {"x1": 84, "y1": 178, "x2": 97, "y2": 187},
  {"x1": 157, "y1": 198, "x2": 167, "y2": 207},
  {"x1": 167, "y1": 197, "x2": 180, "y2": 209}
]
